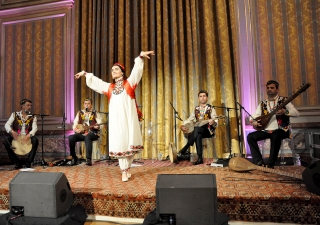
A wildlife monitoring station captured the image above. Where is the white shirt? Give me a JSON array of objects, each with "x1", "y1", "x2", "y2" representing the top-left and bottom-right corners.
[
  {"x1": 183, "y1": 104, "x2": 218, "y2": 127},
  {"x1": 5, "y1": 111, "x2": 38, "y2": 136},
  {"x1": 251, "y1": 97, "x2": 299, "y2": 130}
]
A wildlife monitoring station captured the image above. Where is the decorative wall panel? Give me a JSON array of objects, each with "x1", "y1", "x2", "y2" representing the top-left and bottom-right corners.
[{"x1": 0, "y1": 1, "x2": 74, "y2": 125}]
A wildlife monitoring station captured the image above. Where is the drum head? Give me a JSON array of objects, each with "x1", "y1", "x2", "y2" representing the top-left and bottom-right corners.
[
  {"x1": 12, "y1": 135, "x2": 32, "y2": 155},
  {"x1": 168, "y1": 142, "x2": 178, "y2": 163}
]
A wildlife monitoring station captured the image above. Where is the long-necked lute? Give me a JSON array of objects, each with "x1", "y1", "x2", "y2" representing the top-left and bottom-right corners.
[
  {"x1": 229, "y1": 157, "x2": 320, "y2": 196},
  {"x1": 253, "y1": 83, "x2": 311, "y2": 131}
]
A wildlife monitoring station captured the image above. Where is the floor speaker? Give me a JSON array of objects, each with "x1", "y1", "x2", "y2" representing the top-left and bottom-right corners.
[
  {"x1": 156, "y1": 174, "x2": 218, "y2": 225},
  {"x1": 9, "y1": 171, "x2": 73, "y2": 218},
  {"x1": 302, "y1": 160, "x2": 320, "y2": 195}
]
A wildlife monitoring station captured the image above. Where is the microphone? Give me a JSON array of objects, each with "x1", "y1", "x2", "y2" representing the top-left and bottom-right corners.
[
  {"x1": 25, "y1": 110, "x2": 32, "y2": 115},
  {"x1": 85, "y1": 107, "x2": 89, "y2": 112}
]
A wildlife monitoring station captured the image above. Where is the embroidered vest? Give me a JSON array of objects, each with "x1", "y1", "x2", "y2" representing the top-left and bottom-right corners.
[
  {"x1": 78, "y1": 110, "x2": 98, "y2": 132},
  {"x1": 194, "y1": 104, "x2": 215, "y2": 136},
  {"x1": 105, "y1": 80, "x2": 143, "y2": 121},
  {"x1": 12, "y1": 112, "x2": 33, "y2": 135},
  {"x1": 260, "y1": 96, "x2": 290, "y2": 131},
  {"x1": 194, "y1": 104, "x2": 214, "y2": 121}
]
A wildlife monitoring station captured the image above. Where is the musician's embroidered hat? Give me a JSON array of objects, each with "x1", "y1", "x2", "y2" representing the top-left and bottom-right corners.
[
  {"x1": 20, "y1": 98, "x2": 32, "y2": 105},
  {"x1": 113, "y1": 62, "x2": 125, "y2": 72},
  {"x1": 266, "y1": 80, "x2": 279, "y2": 88}
]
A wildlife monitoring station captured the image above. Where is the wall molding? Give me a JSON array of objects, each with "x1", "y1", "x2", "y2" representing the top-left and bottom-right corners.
[{"x1": 0, "y1": 0, "x2": 73, "y2": 11}]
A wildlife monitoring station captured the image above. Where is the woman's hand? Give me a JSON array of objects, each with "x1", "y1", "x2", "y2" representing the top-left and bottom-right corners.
[
  {"x1": 74, "y1": 70, "x2": 86, "y2": 79},
  {"x1": 140, "y1": 50, "x2": 155, "y2": 59}
]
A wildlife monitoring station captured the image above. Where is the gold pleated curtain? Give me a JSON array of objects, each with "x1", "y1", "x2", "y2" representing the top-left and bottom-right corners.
[
  {"x1": 254, "y1": 0, "x2": 319, "y2": 106},
  {"x1": 74, "y1": 0, "x2": 240, "y2": 159}
]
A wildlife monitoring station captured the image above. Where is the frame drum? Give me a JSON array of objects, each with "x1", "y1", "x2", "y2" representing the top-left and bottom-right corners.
[
  {"x1": 12, "y1": 135, "x2": 32, "y2": 155},
  {"x1": 168, "y1": 142, "x2": 178, "y2": 163}
]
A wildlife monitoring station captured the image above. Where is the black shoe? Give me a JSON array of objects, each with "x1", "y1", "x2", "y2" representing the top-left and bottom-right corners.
[
  {"x1": 267, "y1": 163, "x2": 274, "y2": 169},
  {"x1": 193, "y1": 158, "x2": 203, "y2": 165},
  {"x1": 71, "y1": 157, "x2": 78, "y2": 166},
  {"x1": 86, "y1": 159, "x2": 92, "y2": 166},
  {"x1": 13, "y1": 164, "x2": 22, "y2": 170},
  {"x1": 177, "y1": 149, "x2": 190, "y2": 161},
  {"x1": 256, "y1": 160, "x2": 265, "y2": 167},
  {"x1": 177, "y1": 153, "x2": 190, "y2": 161},
  {"x1": 25, "y1": 162, "x2": 32, "y2": 168}
]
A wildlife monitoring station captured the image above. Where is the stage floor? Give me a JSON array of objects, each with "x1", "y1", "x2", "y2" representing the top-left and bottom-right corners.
[{"x1": 0, "y1": 158, "x2": 319, "y2": 224}]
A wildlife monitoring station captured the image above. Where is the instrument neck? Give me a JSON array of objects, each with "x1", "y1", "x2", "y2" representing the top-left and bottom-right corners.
[{"x1": 256, "y1": 165, "x2": 303, "y2": 180}]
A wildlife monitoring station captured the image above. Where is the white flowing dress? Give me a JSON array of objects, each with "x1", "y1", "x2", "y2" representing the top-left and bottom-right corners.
[{"x1": 85, "y1": 56, "x2": 144, "y2": 159}]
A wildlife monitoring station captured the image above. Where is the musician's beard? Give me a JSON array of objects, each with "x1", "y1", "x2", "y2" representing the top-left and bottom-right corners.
[{"x1": 267, "y1": 92, "x2": 278, "y2": 98}]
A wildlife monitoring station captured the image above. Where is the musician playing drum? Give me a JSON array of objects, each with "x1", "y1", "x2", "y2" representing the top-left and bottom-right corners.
[
  {"x1": 247, "y1": 80, "x2": 299, "y2": 169},
  {"x1": 179, "y1": 90, "x2": 218, "y2": 165},
  {"x1": 68, "y1": 98, "x2": 102, "y2": 166},
  {"x1": 4, "y1": 98, "x2": 39, "y2": 169}
]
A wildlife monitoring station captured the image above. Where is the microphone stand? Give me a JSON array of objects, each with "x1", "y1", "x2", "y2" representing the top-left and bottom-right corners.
[
  {"x1": 236, "y1": 102, "x2": 255, "y2": 121},
  {"x1": 236, "y1": 102, "x2": 256, "y2": 157},
  {"x1": 169, "y1": 102, "x2": 183, "y2": 147},
  {"x1": 56, "y1": 113, "x2": 69, "y2": 166},
  {"x1": 33, "y1": 113, "x2": 49, "y2": 168},
  {"x1": 94, "y1": 111, "x2": 116, "y2": 165},
  {"x1": 212, "y1": 105, "x2": 239, "y2": 160}
]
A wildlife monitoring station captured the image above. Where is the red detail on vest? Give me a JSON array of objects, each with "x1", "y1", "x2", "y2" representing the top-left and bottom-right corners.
[{"x1": 103, "y1": 81, "x2": 143, "y2": 121}]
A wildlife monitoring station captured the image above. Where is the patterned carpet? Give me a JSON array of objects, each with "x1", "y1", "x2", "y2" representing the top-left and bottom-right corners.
[{"x1": 0, "y1": 159, "x2": 319, "y2": 224}]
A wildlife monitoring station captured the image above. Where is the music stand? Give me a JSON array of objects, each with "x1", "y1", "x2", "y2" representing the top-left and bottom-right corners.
[{"x1": 33, "y1": 114, "x2": 49, "y2": 168}]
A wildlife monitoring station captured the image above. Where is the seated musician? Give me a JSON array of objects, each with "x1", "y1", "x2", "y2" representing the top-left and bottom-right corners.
[
  {"x1": 68, "y1": 98, "x2": 102, "y2": 166},
  {"x1": 247, "y1": 80, "x2": 299, "y2": 168},
  {"x1": 179, "y1": 90, "x2": 218, "y2": 165},
  {"x1": 3, "y1": 98, "x2": 38, "y2": 169}
]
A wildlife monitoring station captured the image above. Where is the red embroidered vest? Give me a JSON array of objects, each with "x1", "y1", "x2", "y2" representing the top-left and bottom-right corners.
[
  {"x1": 105, "y1": 80, "x2": 143, "y2": 121},
  {"x1": 77, "y1": 110, "x2": 98, "y2": 132},
  {"x1": 12, "y1": 112, "x2": 33, "y2": 135}
]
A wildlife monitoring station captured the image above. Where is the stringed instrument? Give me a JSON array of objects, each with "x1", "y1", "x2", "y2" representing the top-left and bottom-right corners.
[
  {"x1": 76, "y1": 122, "x2": 107, "y2": 134},
  {"x1": 229, "y1": 157, "x2": 320, "y2": 196},
  {"x1": 49, "y1": 156, "x2": 73, "y2": 167},
  {"x1": 253, "y1": 83, "x2": 311, "y2": 131},
  {"x1": 183, "y1": 115, "x2": 225, "y2": 134}
]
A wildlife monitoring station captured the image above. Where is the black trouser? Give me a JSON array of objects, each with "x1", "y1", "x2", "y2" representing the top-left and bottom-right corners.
[
  {"x1": 247, "y1": 129, "x2": 289, "y2": 165},
  {"x1": 3, "y1": 136, "x2": 38, "y2": 165},
  {"x1": 181, "y1": 125, "x2": 213, "y2": 155},
  {"x1": 68, "y1": 133, "x2": 99, "y2": 160}
]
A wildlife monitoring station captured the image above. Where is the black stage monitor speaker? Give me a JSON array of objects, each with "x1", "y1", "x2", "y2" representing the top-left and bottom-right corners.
[
  {"x1": 302, "y1": 160, "x2": 320, "y2": 196},
  {"x1": 9, "y1": 172, "x2": 73, "y2": 218},
  {"x1": 156, "y1": 174, "x2": 218, "y2": 225}
]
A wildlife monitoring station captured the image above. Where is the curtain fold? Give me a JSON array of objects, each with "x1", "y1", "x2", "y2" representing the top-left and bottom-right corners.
[{"x1": 74, "y1": 0, "x2": 240, "y2": 159}]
